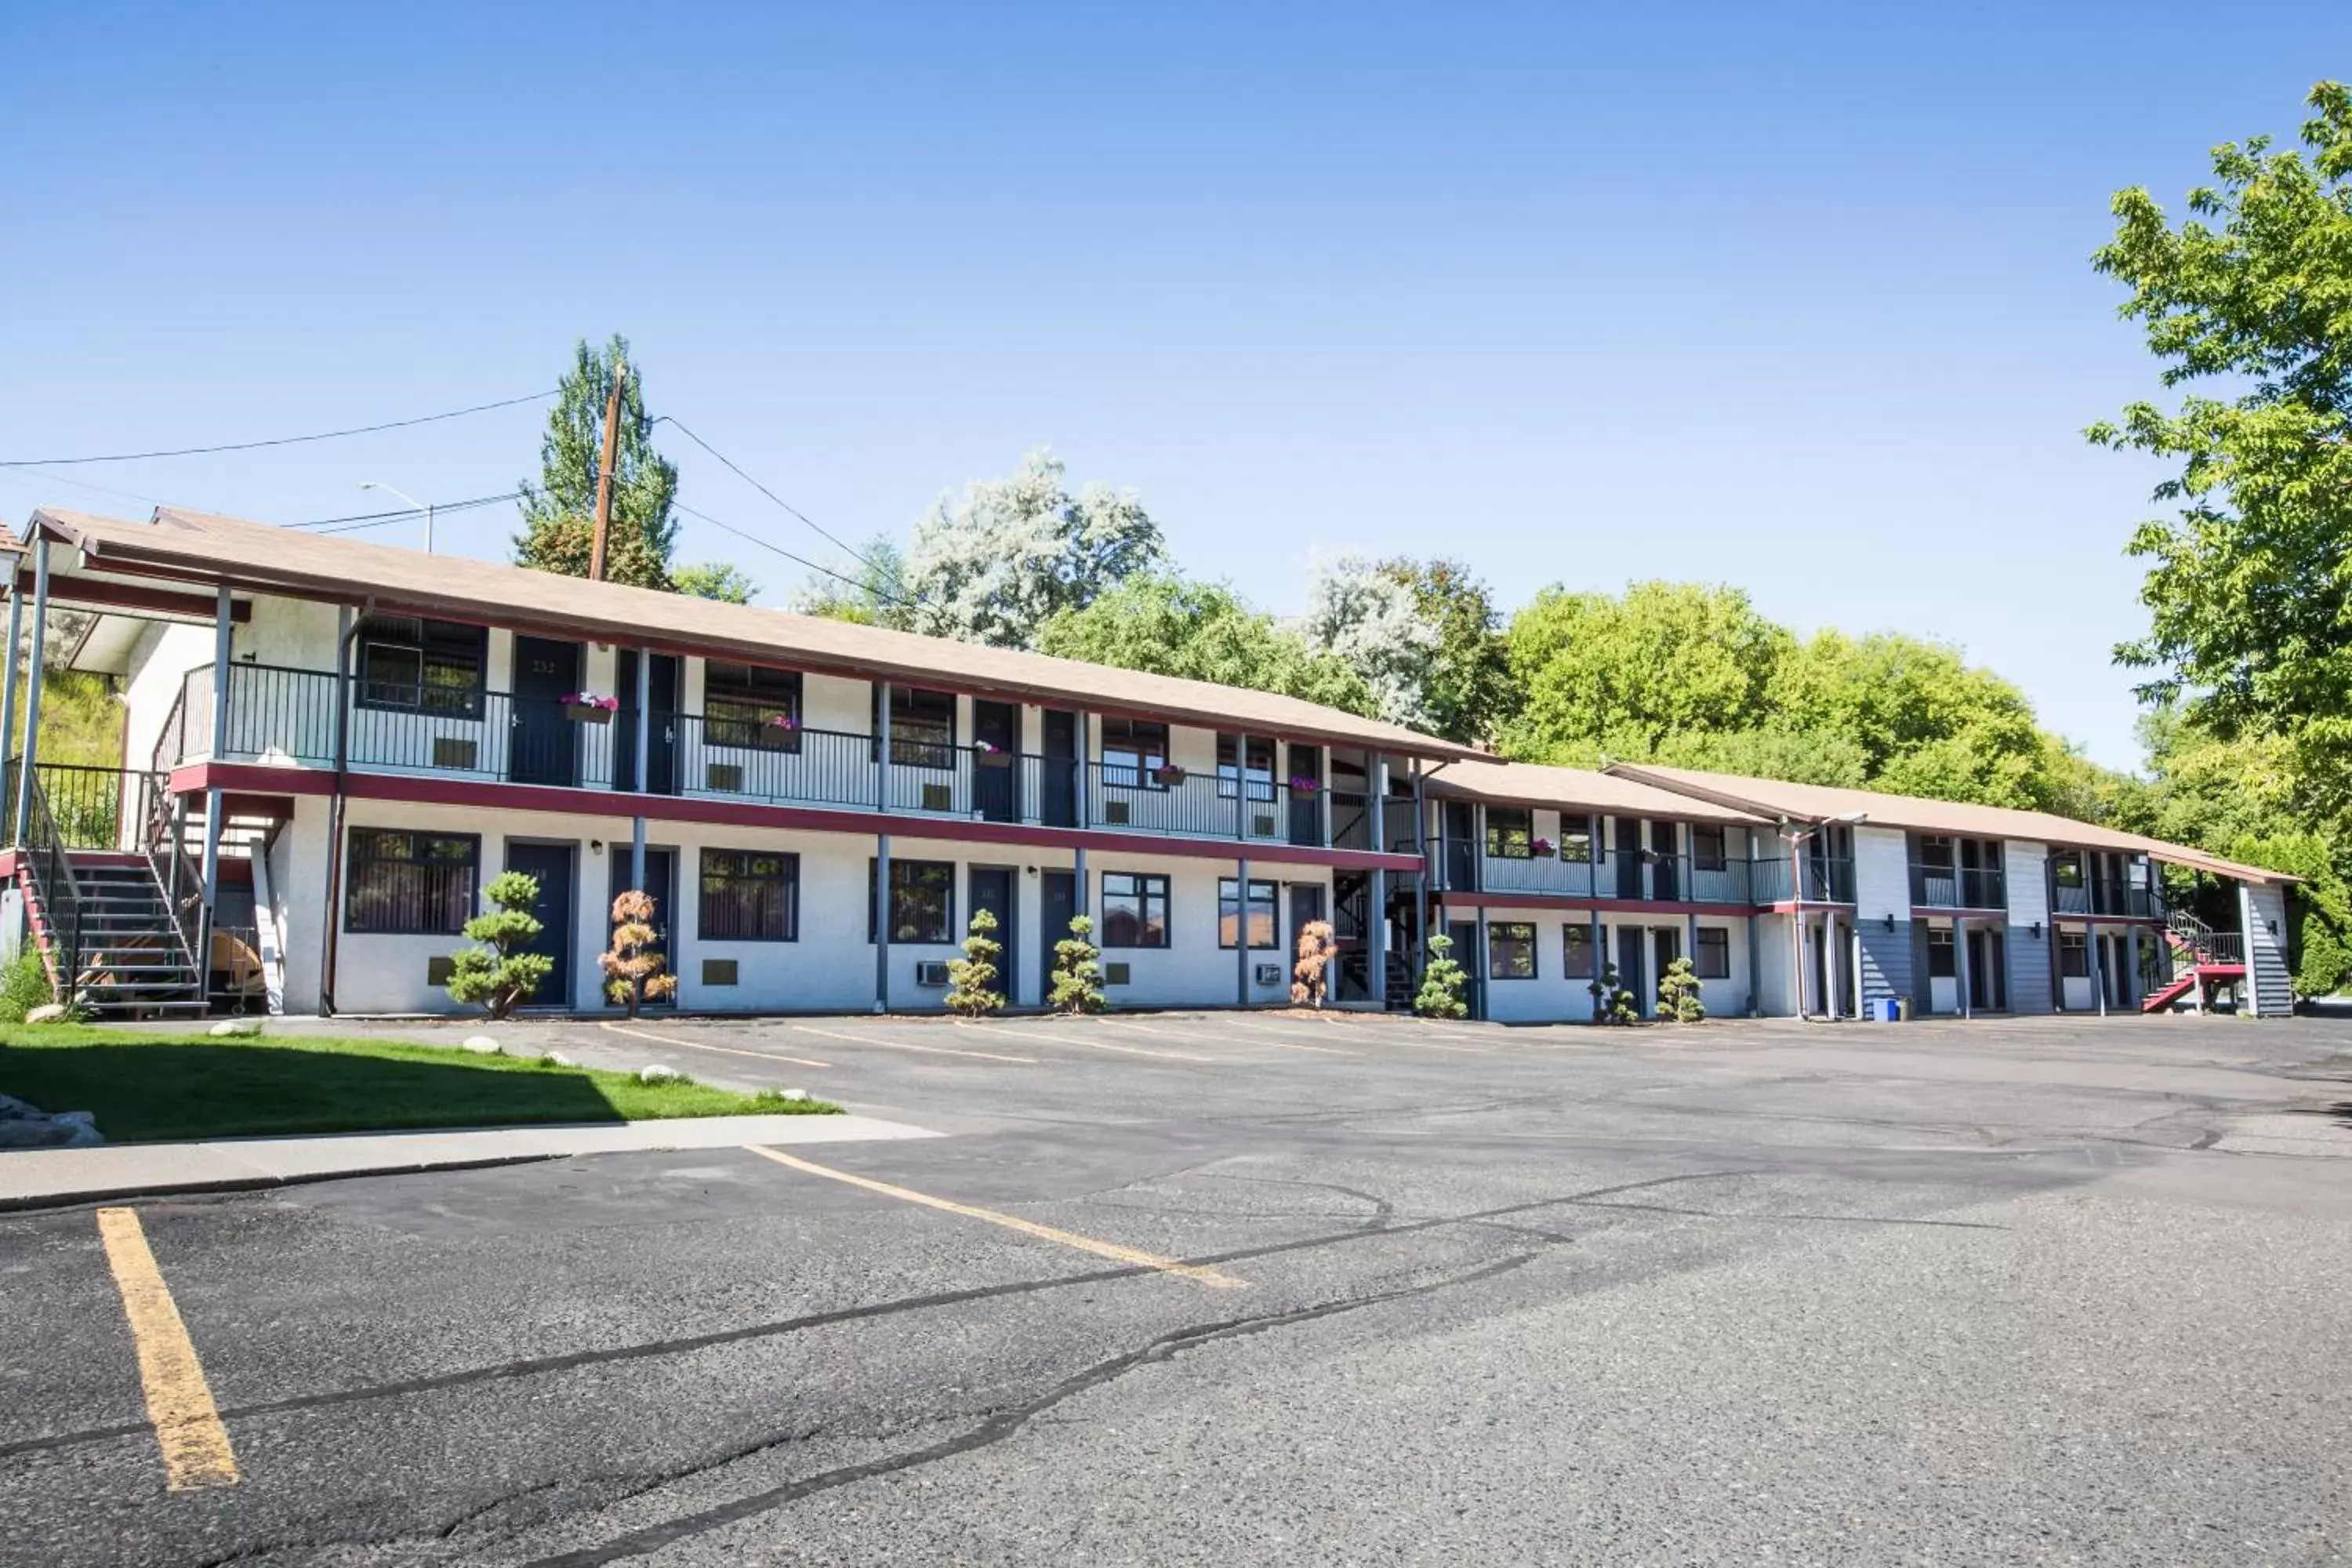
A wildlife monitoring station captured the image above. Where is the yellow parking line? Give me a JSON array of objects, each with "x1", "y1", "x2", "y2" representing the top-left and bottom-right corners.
[
  {"x1": 95, "y1": 1208, "x2": 238, "y2": 1492},
  {"x1": 1095, "y1": 1016, "x2": 1355, "y2": 1056},
  {"x1": 742, "y1": 1145, "x2": 1245, "y2": 1289},
  {"x1": 600, "y1": 1020, "x2": 832, "y2": 1069},
  {"x1": 952, "y1": 1019, "x2": 1212, "y2": 1062},
  {"x1": 791, "y1": 1023, "x2": 1036, "y2": 1065}
]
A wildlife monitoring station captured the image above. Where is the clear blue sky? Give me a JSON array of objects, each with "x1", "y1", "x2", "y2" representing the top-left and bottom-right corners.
[{"x1": 5, "y1": 2, "x2": 2346, "y2": 769}]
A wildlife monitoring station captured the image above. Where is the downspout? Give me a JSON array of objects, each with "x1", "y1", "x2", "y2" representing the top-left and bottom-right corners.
[{"x1": 318, "y1": 603, "x2": 365, "y2": 1014}]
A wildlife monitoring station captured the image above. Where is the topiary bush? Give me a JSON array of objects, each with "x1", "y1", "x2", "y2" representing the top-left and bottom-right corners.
[
  {"x1": 1414, "y1": 934, "x2": 1468, "y2": 1018},
  {"x1": 1657, "y1": 955, "x2": 1706, "y2": 1023},
  {"x1": 1050, "y1": 914, "x2": 1107, "y2": 1013},
  {"x1": 445, "y1": 871, "x2": 554, "y2": 1019},
  {"x1": 945, "y1": 907, "x2": 1005, "y2": 1015}
]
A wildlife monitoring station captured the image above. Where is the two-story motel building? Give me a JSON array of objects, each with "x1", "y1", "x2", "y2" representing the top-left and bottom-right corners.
[{"x1": 0, "y1": 505, "x2": 2297, "y2": 1023}]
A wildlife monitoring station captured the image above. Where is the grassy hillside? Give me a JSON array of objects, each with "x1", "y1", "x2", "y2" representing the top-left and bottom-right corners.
[{"x1": 8, "y1": 669, "x2": 122, "y2": 769}]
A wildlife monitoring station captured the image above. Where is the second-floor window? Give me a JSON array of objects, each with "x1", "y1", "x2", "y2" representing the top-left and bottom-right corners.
[
  {"x1": 1101, "y1": 718, "x2": 1169, "y2": 788},
  {"x1": 1559, "y1": 814, "x2": 1593, "y2": 862},
  {"x1": 1217, "y1": 735, "x2": 1275, "y2": 801},
  {"x1": 357, "y1": 616, "x2": 486, "y2": 717},
  {"x1": 1691, "y1": 825, "x2": 1727, "y2": 871},
  {"x1": 874, "y1": 686, "x2": 955, "y2": 768},
  {"x1": 705, "y1": 663, "x2": 802, "y2": 751},
  {"x1": 2053, "y1": 852, "x2": 2085, "y2": 888},
  {"x1": 1485, "y1": 808, "x2": 1533, "y2": 858}
]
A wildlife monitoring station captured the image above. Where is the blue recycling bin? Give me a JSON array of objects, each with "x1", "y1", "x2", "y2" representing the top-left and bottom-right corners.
[{"x1": 1871, "y1": 997, "x2": 1902, "y2": 1023}]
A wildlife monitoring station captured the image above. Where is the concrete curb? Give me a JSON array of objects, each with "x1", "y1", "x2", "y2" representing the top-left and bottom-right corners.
[{"x1": 0, "y1": 1112, "x2": 939, "y2": 1212}]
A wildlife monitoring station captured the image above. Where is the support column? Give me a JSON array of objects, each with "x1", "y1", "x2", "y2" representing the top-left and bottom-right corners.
[
  {"x1": 1824, "y1": 912, "x2": 1840, "y2": 1018},
  {"x1": 630, "y1": 646, "x2": 651, "y2": 895},
  {"x1": 1745, "y1": 912, "x2": 1759, "y2": 1018},
  {"x1": 1474, "y1": 904, "x2": 1490, "y2": 1022},
  {"x1": 1954, "y1": 919, "x2": 1972, "y2": 1020},
  {"x1": 1073, "y1": 847, "x2": 1087, "y2": 931},
  {"x1": 2126, "y1": 926, "x2": 2142, "y2": 1011},
  {"x1": 2098, "y1": 921, "x2": 2117, "y2": 1020},
  {"x1": 1412, "y1": 760, "x2": 1430, "y2": 982},
  {"x1": 1368, "y1": 755, "x2": 1389, "y2": 1009},
  {"x1": 874, "y1": 682, "x2": 891, "y2": 1013},
  {"x1": 12, "y1": 538, "x2": 49, "y2": 845},
  {"x1": 1590, "y1": 909, "x2": 1606, "y2": 1020},
  {"x1": 0, "y1": 579, "x2": 20, "y2": 838},
  {"x1": 1236, "y1": 856, "x2": 1252, "y2": 1007},
  {"x1": 198, "y1": 583, "x2": 233, "y2": 983}
]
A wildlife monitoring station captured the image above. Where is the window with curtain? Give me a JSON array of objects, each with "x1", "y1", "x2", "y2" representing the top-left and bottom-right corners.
[
  {"x1": 1559, "y1": 814, "x2": 1593, "y2": 862},
  {"x1": 1487, "y1": 922, "x2": 1537, "y2": 978},
  {"x1": 1485, "y1": 807, "x2": 1533, "y2": 859},
  {"x1": 873, "y1": 686, "x2": 955, "y2": 768},
  {"x1": 344, "y1": 829, "x2": 477, "y2": 934},
  {"x1": 1100, "y1": 873, "x2": 1171, "y2": 948},
  {"x1": 705, "y1": 663, "x2": 802, "y2": 751},
  {"x1": 1217, "y1": 878, "x2": 1277, "y2": 949},
  {"x1": 1695, "y1": 927, "x2": 1730, "y2": 978},
  {"x1": 698, "y1": 849, "x2": 798, "y2": 941},
  {"x1": 355, "y1": 616, "x2": 487, "y2": 717},
  {"x1": 869, "y1": 858, "x2": 955, "y2": 943},
  {"x1": 1563, "y1": 923, "x2": 1596, "y2": 978}
]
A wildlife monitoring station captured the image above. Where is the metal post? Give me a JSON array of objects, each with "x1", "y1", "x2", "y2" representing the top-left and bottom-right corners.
[
  {"x1": 1076, "y1": 710, "x2": 1091, "y2": 833},
  {"x1": 1413, "y1": 760, "x2": 1430, "y2": 982},
  {"x1": 1590, "y1": 909, "x2": 1605, "y2": 1021},
  {"x1": 1236, "y1": 856, "x2": 1251, "y2": 1007},
  {"x1": 2088, "y1": 921, "x2": 2106, "y2": 1016},
  {"x1": 875, "y1": 681, "x2": 891, "y2": 1012},
  {"x1": 12, "y1": 539, "x2": 49, "y2": 845},
  {"x1": 630, "y1": 648, "x2": 650, "y2": 894},
  {"x1": 1954, "y1": 918, "x2": 1972, "y2": 1020},
  {"x1": 2126, "y1": 925, "x2": 2142, "y2": 1011},
  {"x1": 1474, "y1": 904, "x2": 1490, "y2": 1022},
  {"x1": 1745, "y1": 911, "x2": 1759, "y2": 1018},
  {"x1": 1368, "y1": 754, "x2": 1388, "y2": 1009},
  {"x1": 198, "y1": 584, "x2": 232, "y2": 985},
  {"x1": 424, "y1": 500, "x2": 435, "y2": 555},
  {"x1": 0, "y1": 579, "x2": 21, "y2": 838}
]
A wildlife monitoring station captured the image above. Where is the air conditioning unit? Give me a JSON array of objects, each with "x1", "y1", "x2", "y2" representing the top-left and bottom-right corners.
[
  {"x1": 1102, "y1": 799, "x2": 1131, "y2": 825},
  {"x1": 702, "y1": 959, "x2": 739, "y2": 986},
  {"x1": 921, "y1": 782, "x2": 953, "y2": 812},
  {"x1": 914, "y1": 960, "x2": 951, "y2": 987},
  {"x1": 1254, "y1": 963, "x2": 1282, "y2": 986},
  {"x1": 1252, "y1": 813, "x2": 1277, "y2": 837},
  {"x1": 432, "y1": 736, "x2": 479, "y2": 772},
  {"x1": 426, "y1": 955, "x2": 456, "y2": 985},
  {"x1": 1104, "y1": 962, "x2": 1131, "y2": 986},
  {"x1": 706, "y1": 762, "x2": 745, "y2": 793}
]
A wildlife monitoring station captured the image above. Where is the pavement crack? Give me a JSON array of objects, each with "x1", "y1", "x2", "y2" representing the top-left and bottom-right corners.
[{"x1": 510, "y1": 1254, "x2": 1537, "y2": 1568}]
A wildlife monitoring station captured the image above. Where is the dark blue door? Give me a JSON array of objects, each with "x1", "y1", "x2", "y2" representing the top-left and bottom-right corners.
[
  {"x1": 511, "y1": 636, "x2": 579, "y2": 787},
  {"x1": 503, "y1": 841, "x2": 575, "y2": 1008},
  {"x1": 608, "y1": 847, "x2": 676, "y2": 1009}
]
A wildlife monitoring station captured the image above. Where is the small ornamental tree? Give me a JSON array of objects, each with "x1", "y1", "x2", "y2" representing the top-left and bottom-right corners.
[
  {"x1": 946, "y1": 907, "x2": 1005, "y2": 1015},
  {"x1": 1592, "y1": 962, "x2": 1640, "y2": 1025},
  {"x1": 600, "y1": 888, "x2": 677, "y2": 1018},
  {"x1": 1657, "y1": 956, "x2": 1706, "y2": 1023},
  {"x1": 1290, "y1": 918, "x2": 1338, "y2": 1007},
  {"x1": 445, "y1": 871, "x2": 554, "y2": 1019},
  {"x1": 1414, "y1": 933, "x2": 1468, "y2": 1018},
  {"x1": 1050, "y1": 914, "x2": 1107, "y2": 1013}
]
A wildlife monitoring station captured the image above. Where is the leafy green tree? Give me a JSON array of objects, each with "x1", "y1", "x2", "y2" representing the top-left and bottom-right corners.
[
  {"x1": 1381, "y1": 558, "x2": 1512, "y2": 744},
  {"x1": 1589, "y1": 961, "x2": 1639, "y2": 1025},
  {"x1": 2090, "y1": 82, "x2": 2352, "y2": 816},
  {"x1": 1039, "y1": 575, "x2": 1377, "y2": 714},
  {"x1": 445, "y1": 871, "x2": 554, "y2": 1019},
  {"x1": 672, "y1": 562, "x2": 758, "y2": 604},
  {"x1": 1500, "y1": 582, "x2": 1791, "y2": 761},
  {"x1": 1049, "y1": 915, "x2": 1107, "y2": 1013},
  {"x1": 1414, "y1": 933, "x2": 1468, "y2": 1018},
  {"x1": 793, "y1": 534, "x2": 918, "y2": 630},
  {"x1": 945, "y1": 907, "x2": 1005, "y2": 1015},
  {"x1": 1657, "y1": 956, "x2": 1705, "y2": 1023},
  {"x1": 515, "y1": 335, "x2": 683, "y2": 590}
]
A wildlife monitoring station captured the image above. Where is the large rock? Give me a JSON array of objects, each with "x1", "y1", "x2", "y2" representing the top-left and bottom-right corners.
[
  {"x1": 459, "y1": 1036, "x2": 502, "y2": 1055},
  {"x1": 637, "y1": 1064, "x2": 684, "y2": 1084},
  {"x1": 208, "y1": 1018, "x2": 262, "y2": 1037},
  {"x1": 23, "y1": 1004, "x2": 66, "y2": 1025}
]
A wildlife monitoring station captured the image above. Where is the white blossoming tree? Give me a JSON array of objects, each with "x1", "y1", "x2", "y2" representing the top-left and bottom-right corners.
[
  {"x1": 900, "y1": 449, "x2": 1168, "y2": 649},
  {"x1": 1299, "y1": 553, "x2": 1443, "y2": 730}
]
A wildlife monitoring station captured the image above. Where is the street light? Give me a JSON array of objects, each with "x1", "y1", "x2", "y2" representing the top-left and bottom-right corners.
[
  {"x1": 358, "y1": 481, "x2": 434, "y2": 554},
  {"x1": 1784, "y1": 808, "x2": 1868, "y2": 1020}
]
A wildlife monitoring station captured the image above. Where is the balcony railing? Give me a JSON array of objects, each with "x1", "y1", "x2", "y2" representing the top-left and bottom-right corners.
[
  {"x1": 1474, "y1": 851, "x2": 1764, "y2": 906},
  {"x1": 166, "y1": 662, "x2": 1351, "y2": 849},
  {"x1": 1909, "y1": 862, "x2": 2007, "y2": 910},
  {"x1": 2053, "y1": 879, "x2": 2161, "y2": 918},
  {"x1": 1748, "y1": 855, "x2": 1856, "y2": 904}
]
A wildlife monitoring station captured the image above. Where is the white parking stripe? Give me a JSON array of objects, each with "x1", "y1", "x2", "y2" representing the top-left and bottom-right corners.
[
  {"x1": 600, "y1": 1020, "x2": 832, "y2": 1069},
  {"x1": 1094, "y1": 1016, "x2": 1356, "y2": 1056},
  {"x1": 791, "y1": 1024, "x2": 1036, "y2": 1065},
  {"x1": 1221, "y1": 1014, "x2": 1491, "y2": 1054},
  {"x1": 950, "y1": 1019, "x2": 1213, "y2": 1062}
]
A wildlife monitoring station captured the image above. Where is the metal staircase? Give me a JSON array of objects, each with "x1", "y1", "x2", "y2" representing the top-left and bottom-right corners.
[
  {"x1": 2143, "y1": 908, "x2": 2246, "y2": 1013},
  {"x1": 16, "y1": 774, "x2": 206, "y2": 1018}
]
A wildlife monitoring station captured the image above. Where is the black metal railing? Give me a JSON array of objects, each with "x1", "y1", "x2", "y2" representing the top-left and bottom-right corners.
[
  {"x1": 1748, "y1": 855, "x2": 1857, "y2": 903},
  {"x1": 2, "y1": 760, "x2": 138, "y2": 851},
  {"x1": 1475, "y1": 851, "x2": 1764, "y2": 905},
  {"x1": 1909, "y1": 862, "x2": 2007, "y2": 909},
  {"x1": 24, "y1": 776, "x2": 88, "y2": 1006},
  {"x1": 2054, "y1": 878, "x2": 2160, "y2": 918}
]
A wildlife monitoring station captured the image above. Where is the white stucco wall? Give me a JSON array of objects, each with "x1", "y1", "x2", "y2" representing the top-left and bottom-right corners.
[{"x1": 1473, "y1": 906, "x2": 1750, "y2": 1024}]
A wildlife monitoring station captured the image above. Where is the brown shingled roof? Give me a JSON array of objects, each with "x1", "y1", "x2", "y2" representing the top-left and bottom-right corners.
[
  {"x1": 1427, "y1": 756, "x2": 1769, "y2": 825},
  {"x1": 27, "y1": 506, "x2": 1483, "y2": 763},
  {"x1": 1606, "y1": 762, "x2": 2296, "y2": 886}
]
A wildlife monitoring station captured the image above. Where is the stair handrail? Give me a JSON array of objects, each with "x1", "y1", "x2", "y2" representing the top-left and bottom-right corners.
[
  {"x1": 25, "y1": 774, "x2": 89, "y2": 1008},
  {"x1": 136, "y1": 768, "x2": 205, "y2": 977}
]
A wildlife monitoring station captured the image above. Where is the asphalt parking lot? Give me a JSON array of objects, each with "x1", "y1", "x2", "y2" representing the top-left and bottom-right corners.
[{"x1": 5, "y1": 1007, "x2": 2352, "y2": 1566}]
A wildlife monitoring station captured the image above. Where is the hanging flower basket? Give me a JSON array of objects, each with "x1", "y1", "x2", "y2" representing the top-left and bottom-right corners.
[
  {"x1": 1287, "y1": 775, "x2": 1319, "y2": 795},
  {"x1": 1151, "y1": 763, "x2": 1187, "y2": 786},
  {"x1": 766, "y1": 713, "x2": 799, "y2": 732},
  {"x1": 563, "y1": 692, "x2": 619, "y2": 724},
  {"x1": 1531, "y1": 837, "x2": 1555, "y2": 856},
  {"x1": 973, "y1": 739, "x2": 1001, "y2": 755}
]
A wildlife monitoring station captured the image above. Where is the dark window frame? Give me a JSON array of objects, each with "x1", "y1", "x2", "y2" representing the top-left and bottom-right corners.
[
  {"x1": 1926, "y1": 927, "x2": 1958, "y2": 978},
  {"x1": 1559, "y1": 813, "x2": 1594, "y2": 863},
  {"x1": 1101, "y1": 717, "x2": 1171, "y2": 789},
  {"x1": 1217, "y1": 877, "x2": 1279, "y2": 950},
  {"x1": 343, "y1": 829, "x2": 479, "y2": 935},
  {"x1": 1691, "y1": 824, "x2": 1727, "y2": 872},
  {"x1": 1485, "y1": 807, "x2": 1534, "y2": 860},
  {"x1": 1100, "y1": 871, "x2": 1172, "y2": 949},
  {"x1": 1487, "y1": 920, "x2": 1537, "y2": 979},
  {"x1": 1215, "y1": 734, "x2": 1276, "y2": 803},
  {"x1": 2058, "y1": 929, "x2": 2089, "y2": 977},
  {"x1": 1694, "y1": 926, "x2": 1731, "y2": 979},
  {"x1": 698, "y1": 848, "x2": 800, "y2": 942},
  {"x1": 869, "y1": 858, "x2": 956, "y2": 945},
  {"x1": 873, "y1": 685, "x2": 956, "y2": 769},
  {"x1": 705, "y1": 662, "x2": 804, "y2": 753},
  {"x1": 354, "y1": 616, "x2": 488, "y2": 718},
  {"x1": 1563, "y1": 922, "x2": 1596, "y2": 978}
]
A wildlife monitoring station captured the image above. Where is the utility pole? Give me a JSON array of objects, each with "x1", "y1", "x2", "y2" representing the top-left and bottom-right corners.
[{"x1": 587, "y1": 358, "x2": 626, "y2": 582}]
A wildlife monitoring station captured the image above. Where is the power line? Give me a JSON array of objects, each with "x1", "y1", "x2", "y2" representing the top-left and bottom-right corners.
[
  {"x1": 673, "y1": 502, "x2": 927, "y2": 612},
  {"x1": 0, "y1": 391, "x2": 555, "y2": 468},
  {"x1": 291, "y1": 492, "x2": 522, "y2": 530},
  {"x1": 657, "y1": 416, "x2": 909, "y2": 593}
]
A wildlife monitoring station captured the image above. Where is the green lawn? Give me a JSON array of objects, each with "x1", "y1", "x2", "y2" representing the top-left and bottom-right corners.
[{"x1": 0, "y1": 1025, "x2": 840, "y2": 1142}]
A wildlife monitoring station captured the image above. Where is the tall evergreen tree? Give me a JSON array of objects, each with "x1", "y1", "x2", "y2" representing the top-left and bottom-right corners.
[{"x1": 515, "y1": 335, "x2": 683, "y2": 590}]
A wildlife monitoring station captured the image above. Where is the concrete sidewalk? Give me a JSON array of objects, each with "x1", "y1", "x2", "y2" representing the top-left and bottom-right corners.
[{"x1": 0, "y1": 1112, "x2": 938, "y2": 1210}]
